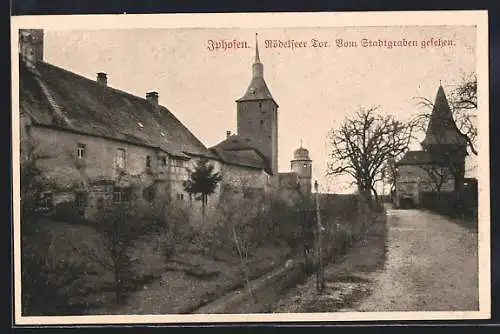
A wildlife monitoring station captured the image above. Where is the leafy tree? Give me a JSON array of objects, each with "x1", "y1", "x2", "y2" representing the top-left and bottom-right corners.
[{"x1": 183, "y1": 158, "x2": 222, "y2": 217}]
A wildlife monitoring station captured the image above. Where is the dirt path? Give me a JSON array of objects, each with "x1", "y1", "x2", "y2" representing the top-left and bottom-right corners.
[{"x1": 344, "y1": 208, "x2": 478, "y2": 312}]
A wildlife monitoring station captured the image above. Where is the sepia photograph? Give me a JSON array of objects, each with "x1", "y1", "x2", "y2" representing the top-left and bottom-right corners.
[{"x1": 11, "y1": 11, "x2": 490, "y2": 325}]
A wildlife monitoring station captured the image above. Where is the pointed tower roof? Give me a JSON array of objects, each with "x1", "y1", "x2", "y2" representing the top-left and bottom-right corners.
[
  {"x1": 236, "y1": 33, "x2": 277, "y2": 105},
  {"x1": 421, "y1": 84, "x2": 467, "y2": 147},
  {"x1": 254, "y1": 33, "x2": 261, "y2": 64}
]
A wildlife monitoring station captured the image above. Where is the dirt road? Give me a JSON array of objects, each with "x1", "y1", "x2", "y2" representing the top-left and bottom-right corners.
[
  {"x1": 342, "y1": 208, "x2": 479, "y2": 312},
  {"x1": 273, "y1": 208, "x2": 479, "y2": 312}
]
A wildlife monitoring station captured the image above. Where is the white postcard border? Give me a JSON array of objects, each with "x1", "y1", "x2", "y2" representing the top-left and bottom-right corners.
[{"x1": 11, "y1": 10, "x2": 490, "y2": 325}]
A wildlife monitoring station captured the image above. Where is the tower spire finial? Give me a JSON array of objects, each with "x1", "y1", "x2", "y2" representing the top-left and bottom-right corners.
[
  {"x1": 255, "y1": 33, "x2": 260, "y2": 63},
  {"x1": 300, "y1": 139, "x2": 303, "y2": 148}
]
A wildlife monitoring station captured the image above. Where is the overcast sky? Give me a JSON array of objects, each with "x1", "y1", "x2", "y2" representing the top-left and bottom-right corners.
[{"x1": 44, "y1": 26, "x2": 476, "y2": 193}]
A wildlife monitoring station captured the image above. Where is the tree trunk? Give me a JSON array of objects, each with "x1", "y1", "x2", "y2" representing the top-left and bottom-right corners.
[
  {"x1": 232, "y1": 227, "x2": 256, "y2": 301},
  {"x1": 371, "y1": 185, "x2": 380, "y2": 210},
  {"x1": 201, "y1": 194, "x2": 206, "y2": 218}
]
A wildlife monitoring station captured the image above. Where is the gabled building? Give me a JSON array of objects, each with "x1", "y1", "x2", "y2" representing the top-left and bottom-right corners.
[
  {"x1": 394, "y1": 84, "x2": 468, "y2": 208},
  {"x1": 18, "y1": 29, "x2": 312, "y2": 220},
  {"x1": 19, "y1": 29, "x2": 228, "y2": 219}
]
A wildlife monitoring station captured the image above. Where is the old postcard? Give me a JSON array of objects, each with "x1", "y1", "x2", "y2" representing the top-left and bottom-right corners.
[{"x1": 11, "y1": 11, "x2": 490, "y2": 325}]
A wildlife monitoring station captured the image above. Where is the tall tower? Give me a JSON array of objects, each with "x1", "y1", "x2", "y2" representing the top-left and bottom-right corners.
[
  {"x1": 236, "y1": 33, "x2": 279, "y2": 180},
  {"x1": 291, "y1": 143, "x2": 312, "y2": 196}
]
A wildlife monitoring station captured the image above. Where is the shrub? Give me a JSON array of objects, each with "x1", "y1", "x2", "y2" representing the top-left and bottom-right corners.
[{"x1": 21, "y1": 225, "x2": 87, "y2": 315}]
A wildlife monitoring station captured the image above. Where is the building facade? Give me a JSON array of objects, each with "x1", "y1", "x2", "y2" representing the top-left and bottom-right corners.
[{"x1": 18, "y1": 29, "x2": 312, "y2": 221}]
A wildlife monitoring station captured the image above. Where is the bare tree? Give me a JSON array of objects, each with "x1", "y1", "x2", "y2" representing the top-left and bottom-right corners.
[
  {"x1": 327, "y1": 106, "x2": 415, "y2": 207},
  {"x1": 420, "y1": 163, "x2": 454, "y2": 201},
  {"x1": 214, "y1": 179, "x2": 264, "y2": 302},
  {"x1": 382, "y1": 157, "x2": 398, "y2": 202},
  {"x1": 72, "y1": 172, "x2": 165, "y2": 304}
]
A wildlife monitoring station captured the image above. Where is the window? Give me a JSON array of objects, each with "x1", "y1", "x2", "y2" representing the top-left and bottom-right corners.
[
  {"x1": 75, "y1": 191, "x2": 87, "y2": 215},
  {"x1": 75, "y1": 192, "x2": 87, "y2": 208},
  {"x1": 38, "y1": 192, "x2": 53, "y2": 212},
  {"x1": 146, "y1": 155, "x2": 151, "y2": 168},
  {"x1": 116, "y1": 148, "x2": 126, "y2": 169},
  {"x1": 113, "y1": 187, "x2": 130, "y2": 203},
  {"x1": 176, "y1": 193, "x2": 184, "y2": 200},
  {"x1": 260, "y1": 120, "x2": 264, "y2": 126},
  {"x1": 77, "y1": 143, "x2": 86, "y2": 160},
  {"x1": 159, "y1": 156, "x2": 167, "y2": 168}
]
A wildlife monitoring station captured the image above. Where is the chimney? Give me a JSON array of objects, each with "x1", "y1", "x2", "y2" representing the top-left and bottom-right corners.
[
  {"x1": 146, "y1": 91, "x2": 159, "y2": 107},
  {"x1": 96, "y1": 72, "x2": 107, "y2": 86},
  {"x1": 226, "y1": 130, "x2": 231, "y2": 139},
  {"x1": 19, "y1": 29, "x2": 44, "y2": 69}
]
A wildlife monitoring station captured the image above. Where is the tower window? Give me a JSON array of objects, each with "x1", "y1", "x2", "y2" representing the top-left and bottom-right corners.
[
  {"x1": 146, "y1": 155, "x2": 151, "y2": 168},
  {"x1": 77, "y1": 143, "x2": 86, "y2": 160},
  {"x1": 259, "y1": 102, "x2": 262, "y2": 108},
  {"x1": 304, "y1": 164, "x2": 308, "y2": 168}
]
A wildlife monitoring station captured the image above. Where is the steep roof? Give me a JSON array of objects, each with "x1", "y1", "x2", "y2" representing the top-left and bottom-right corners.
[
  {"x1": 421, "y1": 85, "x2": 468, "y2": 147},
  {"x1": 237, "y1": 76, "x2": 275, "y2": 102},
  {"x1": 395, "y1": 150, "x2": 434, "y2": 166},
  {"x1": 210, "y1": 134, "x2": 270, "y2": 173},
  {"x1": 236, "y1": 34, "x2": 277, "y2": 105},
  {"x1": 19, "y1": 57, "x2": 217, "y2": 160}
]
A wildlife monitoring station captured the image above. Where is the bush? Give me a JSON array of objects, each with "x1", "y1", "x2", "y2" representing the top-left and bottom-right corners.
[
  {"x1": 53, "y1": 201, "x2": 86, "y2": 225},
  {"x1": 21, "y1": 225, "x2": 87, "y2": 315}
]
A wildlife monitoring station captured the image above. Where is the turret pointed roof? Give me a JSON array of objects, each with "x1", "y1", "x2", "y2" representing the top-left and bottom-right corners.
[
  {"x1": 421, "y1": 85, "x2": 467, "y2": 147},
  {"x1": 236, "y1": 33, "x2": 277, "y2": 105}
]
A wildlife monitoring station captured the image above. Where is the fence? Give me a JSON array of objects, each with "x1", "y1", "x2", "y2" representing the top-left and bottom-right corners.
[
  {"x1": 420, "y1": 180, "x2": 478, "y2": 220},
  {"x1": 292, "y1": 194, "x2": 372, "y2": 272}
]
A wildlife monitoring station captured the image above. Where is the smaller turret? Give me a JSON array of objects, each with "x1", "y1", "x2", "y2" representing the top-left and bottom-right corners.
[{"x1": 290, "y1": 141, "x2": 312, "y2": 195}]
